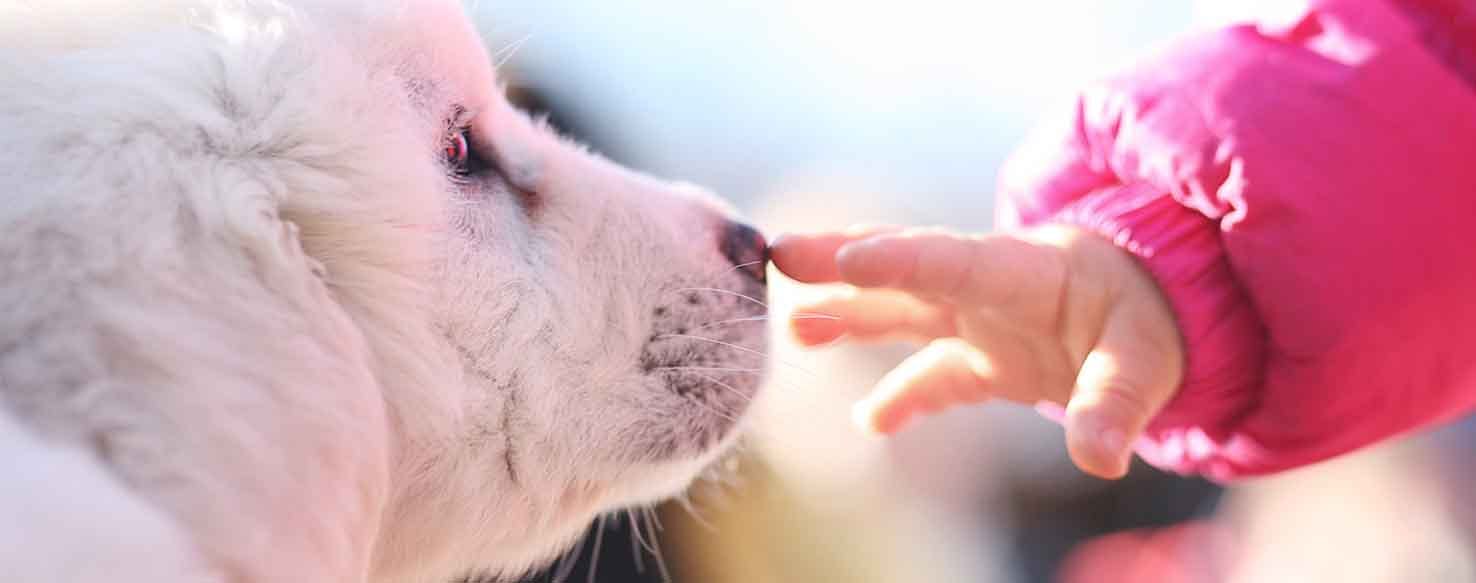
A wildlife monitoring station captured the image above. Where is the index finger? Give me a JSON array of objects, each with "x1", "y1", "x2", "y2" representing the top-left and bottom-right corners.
[
  {"x1": 835, "y1": 231, "x2": 1067, "y2": 306},
  {"x1": 769, "y1": 225, "x2": 903, "y2": 283}
]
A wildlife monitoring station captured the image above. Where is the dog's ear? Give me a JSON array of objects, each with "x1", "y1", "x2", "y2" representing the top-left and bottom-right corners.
[
  {"x1": 276, "y1": 190, "x2": 463, "y2": 434},
  {"x1": 0, "y1": 186, "x2": 401, "y2": 581}
]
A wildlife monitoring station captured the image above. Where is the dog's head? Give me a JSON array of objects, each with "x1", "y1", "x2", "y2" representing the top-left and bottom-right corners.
[{"x1": 0, "y1": 0, "x2": 767, "y2": 580}]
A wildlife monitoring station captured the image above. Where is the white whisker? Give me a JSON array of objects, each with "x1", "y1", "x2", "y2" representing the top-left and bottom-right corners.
[
  {"x1": 642, "y1": 508, "x2": 673, "y2": 583},
  {"x1": 676, "y1": 493, "x2": 719, "y2": 534},
  {"x1": 629, "y1": 508, "x2": 658, "y2": 556},
  {"x1": 674, "y1": 287, "x2": 770, "y2": 310},
  {"x1": 628, "y1": 509, "x2": 647, "y2": 574},
  {"x1": 658, "y1": 365, "x2": 808, "y2": 394},
  {"x1": 492, "y1": 33, "x2": 533, "y2": 69},
  {"x1": 585, "y1": 516, "x2": 606, "y2": 583},
  {"x1": 650, "y1": 530, "x2": 673, "y2": 583},
  {"x1": 550, "y1": 523, "x2": 586, "y2": 583},
  {"x1": 694, "y1": 313, "x2": 840, "y2": 331},
  {"x1": 722, "y1": 260, "x2": 766, "y2": 278},
  {"x1": 692, "y1": 316, "x2": 769, "y2": 330},
  {"x1": 657, "y1": 334, "x2": 765, "y2": 356},
  {"x1": 657, "y1": 333, "x2": 818, "y2": 379},
  {"x1": 656, "y1": 366, "x2": 764, "y2": 374},
  {"x1": 685, "y1": 395, "x2": 738, "y2": 423},
  {"x1": 645, "y1": 506, "x2": 666, "y2": 533},
  {"x1": 688, "y1": 372, "x2": 752, "y2": 404}
]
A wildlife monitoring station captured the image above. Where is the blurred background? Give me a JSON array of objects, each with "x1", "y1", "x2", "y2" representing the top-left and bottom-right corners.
[{"x1": 469, "y1": 1, "x2": 1476, "y2": 581}]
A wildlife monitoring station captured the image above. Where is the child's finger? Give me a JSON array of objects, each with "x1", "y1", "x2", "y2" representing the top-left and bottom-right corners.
[
  {"x1": 834, "y1": 231, "x2": 1064, "y2": 307},
  {"x1": 790, "y1": 289, "x2": 957, "y2": 346},
  {"x1": 851, "y1": 339, "x2": 998, "y2": 435},
  {"x1": 769, "y1": 225, "x2": 905, "y2": 284},
  {"x1": 1063, "y1": 303, "x2": 1185, "y2": 480}
]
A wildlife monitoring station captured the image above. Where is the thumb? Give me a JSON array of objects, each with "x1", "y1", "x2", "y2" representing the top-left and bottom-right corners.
[{"x1": 1064, "y1": 303, "x2": 1184, "y2": 480}]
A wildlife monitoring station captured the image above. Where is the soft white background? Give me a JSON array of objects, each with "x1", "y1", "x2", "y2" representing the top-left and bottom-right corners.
[{"x1": 477, "y1": 0, "x2": 1196, "y2": 225}]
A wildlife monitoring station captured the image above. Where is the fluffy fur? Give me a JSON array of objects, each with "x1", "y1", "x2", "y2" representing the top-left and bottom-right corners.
[{"x1": 0, "y1": 1, "x2": 768, "y2": 581}]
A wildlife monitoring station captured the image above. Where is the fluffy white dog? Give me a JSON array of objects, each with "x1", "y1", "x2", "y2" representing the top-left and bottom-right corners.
[{"x1": 0, "y1": 1, "x2": 771, "y2": 582}]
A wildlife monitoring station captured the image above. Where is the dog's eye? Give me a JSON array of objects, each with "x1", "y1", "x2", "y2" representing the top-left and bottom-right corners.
[
  {"x1": 444, "y1": 128, "x2": 491, "y2": 178},
  {"x1": 445, "y1": 130, "x2": 470, "y2": 168}
]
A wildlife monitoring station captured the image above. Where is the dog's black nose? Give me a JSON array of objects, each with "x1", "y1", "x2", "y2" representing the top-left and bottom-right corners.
[{"x1": 720, "y1": 221, "x2": 769, "y2": 284}]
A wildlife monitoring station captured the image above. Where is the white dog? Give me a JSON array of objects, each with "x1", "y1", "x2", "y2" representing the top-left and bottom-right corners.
[{"x1": 0, "y1": 1, "x2": 770, "y2": 582}]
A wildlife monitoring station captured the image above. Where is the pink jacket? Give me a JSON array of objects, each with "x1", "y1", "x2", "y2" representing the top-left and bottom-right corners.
[{"x1": 997, "y1": 0, "x2": 1476, "y2": 481}]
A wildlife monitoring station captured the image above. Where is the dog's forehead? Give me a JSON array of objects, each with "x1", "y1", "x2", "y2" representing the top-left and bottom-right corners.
[{"x1": 369, "y1": 0, "x2": 499, "y2": 113}]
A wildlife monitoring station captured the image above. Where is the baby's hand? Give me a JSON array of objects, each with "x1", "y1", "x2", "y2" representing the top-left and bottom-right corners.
[{"x1": 770, "y1": 225, "x2": 1185, "y2": 479}]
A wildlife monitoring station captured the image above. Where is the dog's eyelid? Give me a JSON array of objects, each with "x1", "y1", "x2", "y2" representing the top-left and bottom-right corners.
[{"x1": 443, "y1": 103, "x2": 485, "y2": 134}]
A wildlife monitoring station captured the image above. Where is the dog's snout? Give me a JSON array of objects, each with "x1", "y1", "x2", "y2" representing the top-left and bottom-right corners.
[{"x1": 720, "y1": 221, "x2": 769, "y2": 283}]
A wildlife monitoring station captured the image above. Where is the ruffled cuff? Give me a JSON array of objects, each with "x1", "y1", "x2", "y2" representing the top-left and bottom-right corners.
[{"x1": 1051, "y1": 184, "x2": 1268, "y2": 481}]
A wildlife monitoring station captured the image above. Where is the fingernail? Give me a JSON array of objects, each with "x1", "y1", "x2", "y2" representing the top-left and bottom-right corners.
[
  {"x1": 767, "y1": 234, "x2": 808, "y2": 263},
  {"x1": 791, "y1": 316, "x2": 844, "y2": 346},
  {"x1": 1034, "y1": 401, "x2": 1066, "y2": 423}
]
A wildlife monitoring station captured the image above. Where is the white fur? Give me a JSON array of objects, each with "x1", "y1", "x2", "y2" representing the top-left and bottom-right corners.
[{"x1": 0, "y1": 1, "x2": 768, "y2": 582}]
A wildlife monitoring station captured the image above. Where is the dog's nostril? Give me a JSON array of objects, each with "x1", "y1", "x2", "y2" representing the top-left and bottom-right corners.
[{"x1": 720, "y1": 221, "x2": 769, "y2": 284}]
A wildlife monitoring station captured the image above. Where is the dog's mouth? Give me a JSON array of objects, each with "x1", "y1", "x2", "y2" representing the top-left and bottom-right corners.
[{"x1": 640, "y1": 279, "x2": 770, "y2": 446}]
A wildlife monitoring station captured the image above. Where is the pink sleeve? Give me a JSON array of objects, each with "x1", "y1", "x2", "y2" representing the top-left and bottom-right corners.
[{"x1": 997, "y1": 0, "x2": 1476, "y2": 481}]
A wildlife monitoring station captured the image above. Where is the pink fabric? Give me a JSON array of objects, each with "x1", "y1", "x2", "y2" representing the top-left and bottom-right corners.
[{"x1": 997, "y1": 0, "x2": 1476, "y2": 480}]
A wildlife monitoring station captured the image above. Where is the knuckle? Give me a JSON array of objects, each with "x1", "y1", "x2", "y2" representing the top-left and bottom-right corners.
[
  {"x1": 1077, "y1": 351, "x2": 1161, "y2": 423},
  {"x1": 1093, "y1": 379, "x2": 1156, "y2": 425},
  {"x1": 988, "y1": 236, "x2": 1067, "y2": 307},
  {"x1": 908, "y1": 236, "x2": 971, "y2": 299}
]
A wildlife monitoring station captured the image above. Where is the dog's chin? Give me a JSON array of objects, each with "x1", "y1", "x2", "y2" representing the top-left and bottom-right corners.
[
  {"x1": 615, "y1": 373, "x2": 763, "y2": 505},
  {"x1": 613, "y1": 454, "x2": 729, "y2": 511},
  {"x1": 513, "y1": 424, "x2": 747, "y2": 578},
  {"x1": 559, "y1": 360, "x2": 764, "y2": 530}
]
